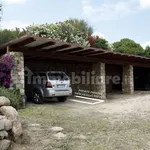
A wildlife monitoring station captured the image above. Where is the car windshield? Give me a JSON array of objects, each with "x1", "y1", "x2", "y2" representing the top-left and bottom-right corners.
[{"x1": 48, "y1": 72, "x2": 69, "y2": 80}]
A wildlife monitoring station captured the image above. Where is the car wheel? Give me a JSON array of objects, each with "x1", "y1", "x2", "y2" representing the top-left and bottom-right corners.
[
  {"x1": 57, "y1": 96, "x2": 67, "y2": 102},
  {"x1": 33, "y1": 90, "x2": 43, "y2": 104}
]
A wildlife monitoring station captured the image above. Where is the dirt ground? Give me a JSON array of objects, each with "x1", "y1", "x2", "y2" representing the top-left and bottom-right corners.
[{"x1": 18, "y1": 92, "x2": 150, "y2": 150}]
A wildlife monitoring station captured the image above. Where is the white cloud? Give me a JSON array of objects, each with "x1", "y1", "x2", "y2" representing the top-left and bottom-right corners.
[
  {"x1": 140, "y1": 0, "x2": 150, "y2": 9},
  {"x1": 2, "y1": 0, "x2": 25, "y2": 4},
  {"x1": 82, "y1": 0, "x2": 150, "y2": 21},
  {"x1": 141, "y1": 41, "x2": 150, "y2": 48},
  {"x1": 82, "y1": 0, "x2": 137, "y2": 21},
  {"x1": 92, "y1": 32, "x2": 105, "y2": 38},
  {"x1": 1, "y1": 20, "x2": 28, "y2": 29}
]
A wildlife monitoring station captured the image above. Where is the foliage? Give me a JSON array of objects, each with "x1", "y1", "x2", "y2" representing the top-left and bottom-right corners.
[
  {"x1": 88, "y1": 36, "x2": 111, "y2": 50},
  {"x1": 26, "y1": 22, "x2": 90, "y2": 46},
  {"x1": 112, "y1": 38, "x2": 144, "y2": 56},
  {"x1": 0, "y1": 63, "x2": 11, "y2": 88},
  {"x1": 0, "y1": 4, "x2": 2, "y2": 21},
  {"x1": 0, "y1": 87, "x2": 22, "y2": 109},
  {"x1": 0, "y1": 28, "x2": 21, "y2": 44},
  {"x1": 0, "y1": 55, "x2": 15, "y2": 88},
  {"x1": 144, "y1": 46, "x2": 150, "y2": 57},
  {"x1": 65, "y1": 18, "x2": 93, "y2": 36}
]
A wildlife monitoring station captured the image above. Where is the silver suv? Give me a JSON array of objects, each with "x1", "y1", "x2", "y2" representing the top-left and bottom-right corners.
[{"x1": 25, "y1": 71, "x2": 72, "y2": 104}]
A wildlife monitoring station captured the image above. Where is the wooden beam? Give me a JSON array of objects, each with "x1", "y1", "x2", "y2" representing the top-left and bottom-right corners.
[
  {"x1": 78, "y1": 50, "x2": 104, "y2": 56},
  {"x1": 10, "y1": 37, "x2": 35, "y2": 48},
  {"x1": 22, "y1": 51, "x2": 150, "y2": 67},
  {"x1": 30, "y1": 41, "x2": 56, "y2": 49},
  {"x1": 41, "y1": 44, "x2": 71, "y2": 52},
  {"x1": 87, "y1": 51, "x2": 112, "y2": 56},
  {"x1": 69, "y1": 48, "x2": 94, "y2": 54},
  {"x1": 56, "y1": 47, "x2": 83, "y2": 53},
  {"x1": 23, "y1": 51, "x2": 100, "y2": 63}
]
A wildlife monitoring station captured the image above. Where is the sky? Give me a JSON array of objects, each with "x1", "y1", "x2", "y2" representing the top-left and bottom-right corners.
[{"x1": 1, "y1": 0, "x2": 150, "y2": 48}]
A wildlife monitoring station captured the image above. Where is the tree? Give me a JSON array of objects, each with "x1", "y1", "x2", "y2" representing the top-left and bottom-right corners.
[
  {"x1": 0, "y1": 28, "x2": 21, "y2": 44},
  {"x1": 88, "y1": 36, "x2": 111, "y2": 50},
  {"x1": 113, "y1": 38, "x2": 144, "y2": 56},
  {"x1": 26, "y1": 22, "x2": 90, "y2": 46},
  {"x1": 144, "y1": 46, "x2": 150, "y2": 57},
  {"x1": 65, "y1": 18, "x2": 93, "y2": 36}
]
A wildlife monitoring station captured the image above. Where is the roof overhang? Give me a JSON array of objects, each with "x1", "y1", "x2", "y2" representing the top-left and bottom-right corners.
[{"x1": 0, "y1": 35, "x2": 150, "y2": 67}]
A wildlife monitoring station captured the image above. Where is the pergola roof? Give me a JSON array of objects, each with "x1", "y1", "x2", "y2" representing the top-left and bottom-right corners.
[{"x1": 0, "y1": 35, "x2": 150, "y2": 67}]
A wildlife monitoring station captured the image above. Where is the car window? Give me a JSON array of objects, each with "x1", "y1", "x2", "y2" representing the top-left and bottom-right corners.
[{"x1": 48, "y1": 72, "x2": 69, "y2": 80}]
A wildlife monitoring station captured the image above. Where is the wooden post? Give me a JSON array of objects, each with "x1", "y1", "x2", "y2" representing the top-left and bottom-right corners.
[{"x1": 6, "y1": 46, "x2": 10, "y2": 54}]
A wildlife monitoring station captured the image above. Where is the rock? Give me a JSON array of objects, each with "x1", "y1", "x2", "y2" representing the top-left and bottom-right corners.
[
  {"x1": 0, "y1": 97, "x2": 10, "y2": 107},
  {"x1": 0, "y1": 115, "x2": 6, "y2": 120},
  {"x1": 73, "y1": 134, "x2": 87, "y2": 140},
  {"x1": 0, "y1": 140, "x2": 11, "y2": 150},
  {"x1": 0, "y1": 119, "x2": 12, "y2": 131},
  {"x1": 12, "y1": 120, "x2": 23, "y2": 142},
  {"x1": 53, "y1": 132, "x2": 67, "y2": 140},
  {"x1": 0, "y1": 131, "x2": 8, "y2": 140},
  {"x1": 0, "y1": 106, "x2": 18, "y2": 121},
  {"x1": 51, "y1": 127, "x2": 64, "y2": 132},
  {"x1": 4, "y1": 119, "x2": 12, "y2": 131},
  {"x1": 0, "y1": 119, "x2": 5, "y2": 131}
]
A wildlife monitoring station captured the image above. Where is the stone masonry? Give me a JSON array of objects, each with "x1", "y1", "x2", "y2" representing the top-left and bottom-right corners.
[
  {"x1": 9, "y1": 52, "x2": 25, "y2": 107},
  {"x1": 122, "y1": 65, "x2": 134, "y2": 94},
  {"x1": 92, "y1": 62, "x2": 106, "y2": 99}
]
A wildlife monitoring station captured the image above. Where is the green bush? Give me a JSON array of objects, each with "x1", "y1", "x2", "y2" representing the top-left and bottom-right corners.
[{"x1": 0, "y1": 87, "x2": 23, "y2": 109}]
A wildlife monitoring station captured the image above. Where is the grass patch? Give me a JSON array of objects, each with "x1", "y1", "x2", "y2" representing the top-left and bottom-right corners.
[{"x1": 19, "y1": 104, "x2": 150, "y2": 150}]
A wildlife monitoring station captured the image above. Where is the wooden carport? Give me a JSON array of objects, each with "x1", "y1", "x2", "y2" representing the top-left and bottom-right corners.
[
  {"x1": 0, "y1": 35, "x2": 150, "y2": 67},
  {"x1": 0, "y1": 35, "x2": 150, "y2": 101}
]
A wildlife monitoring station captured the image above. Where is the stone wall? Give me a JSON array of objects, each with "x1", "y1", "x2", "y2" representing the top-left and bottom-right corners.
[
  {"x1": 122, "y1": 65, "x2": 134, "y2": 94},
  {"x1": 0, "y1": 96, "x2": 25, "y2": 150}
]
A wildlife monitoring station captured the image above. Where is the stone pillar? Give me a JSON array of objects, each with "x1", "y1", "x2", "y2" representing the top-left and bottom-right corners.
[
  {"x1": 122, "y1": 65, "x2": 134, "y2": 94},
  {"x1": 10, "y1": 52, "x2": 25, "y2": 107},
  {"x1": 92, "y1": 62, "x2": 106, "y2": 99}
]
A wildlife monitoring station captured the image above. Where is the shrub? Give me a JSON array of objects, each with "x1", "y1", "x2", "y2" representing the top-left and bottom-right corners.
[
  {"x1": 0, "y1": 87, "x2": 23, "y2": 109},
  {"x1": 0, "y1": 55, "x2": 15, "y2": 88}
]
